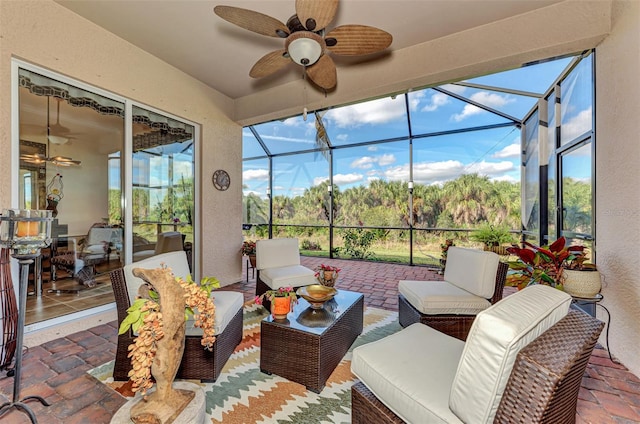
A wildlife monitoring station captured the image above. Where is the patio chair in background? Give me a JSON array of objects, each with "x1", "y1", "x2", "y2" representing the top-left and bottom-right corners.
[
  {"x1": 132, "y1": 231, "x2": 185, "y2": 262},
  {"x1": 352, "y1": 285, "x2": 604, "y2": 423},
  {"x1": 255, "y1": 238, "x2": 316, "y2": 300},
  {"x1": 398, "y1": 246, "x2": 508, "y2": 340},
  {"x1": 110, "y1": 250, "x2": 243, "y2": 382}
]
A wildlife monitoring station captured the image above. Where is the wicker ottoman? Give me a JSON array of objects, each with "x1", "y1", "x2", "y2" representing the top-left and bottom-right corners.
[{"x1": 260, "y1": 290, "x2": 364, "y2": 393}]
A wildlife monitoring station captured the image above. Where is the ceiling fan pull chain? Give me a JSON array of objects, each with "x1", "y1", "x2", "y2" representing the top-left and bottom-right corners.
[{"x1": 302, "y1": 68, "x2": 309, "y2": 121}]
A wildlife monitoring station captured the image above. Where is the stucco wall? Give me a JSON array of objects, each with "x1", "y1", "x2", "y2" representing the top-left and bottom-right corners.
[
  {"x1": 0, "y1": 0, "x2": 243, "y2": 284},
  {"x1": 595, "y1": 0, "x2": 640, "y2": 378}
]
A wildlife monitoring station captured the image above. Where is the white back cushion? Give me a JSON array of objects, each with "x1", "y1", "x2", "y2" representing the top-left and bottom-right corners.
[
  {"x1": 449, "y1": 285, "x2": 571, "y2": 423},
  {"x1": 256, "y1": 238, "x2": 301, "y2": 270},
  {"x1": 444, "y1": 247, "x2": 500, "y2": 298},
  {"x1": 123, "y1": 250, "x2": 190, "y2": 306}
]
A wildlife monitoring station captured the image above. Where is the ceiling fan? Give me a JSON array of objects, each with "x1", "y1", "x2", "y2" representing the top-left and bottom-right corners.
[
  {"x1": 20, "y1": 153, "x2": 81, "y2": 167},
  {"x1": 214, "y1": 0, "x2": 392, "y2": 90},
  {"x1": 48, "y1": 98, "x2": 79, "y2": 144},
  {"x1": 20, "y1": 97, "x2": 81, "y2": 167}
]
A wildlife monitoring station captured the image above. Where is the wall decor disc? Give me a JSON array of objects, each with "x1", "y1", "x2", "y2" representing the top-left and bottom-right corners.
[{"x1": 212, "y1": 169, "x2": 230, "y2": 191}]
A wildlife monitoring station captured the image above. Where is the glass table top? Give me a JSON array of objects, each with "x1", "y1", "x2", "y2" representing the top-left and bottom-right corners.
[{"x1": 262, "y1": 289, "x2": 363, "y2": 335}]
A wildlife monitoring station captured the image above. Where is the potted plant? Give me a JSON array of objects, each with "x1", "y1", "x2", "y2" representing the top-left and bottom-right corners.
[
  {"x1": 470, "y1": 224, "x2": 514, "y2": 254},
  {"x1": 506, "y1": 236, "x2": 586, "y2": 291},
  {"x1": 562, "y1": 249, "x2": 601, "y2": 298},
  {"x1": 241, "y1": 240, "x2": 257, "y2": 267},
  {"x1": 255, "y1": 286, "x2": 298, "y2": 320},
  {"x1": 314, "y1": 264, "x2": 341, "y2": 287},
  {"x1": 439, "y1": 239, "x2": 454, "y2": 275}
]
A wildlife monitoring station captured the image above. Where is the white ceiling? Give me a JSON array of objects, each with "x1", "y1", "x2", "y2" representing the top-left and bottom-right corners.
[{"x1": 54, "y1": 0, "x2": 563, "y2": 100}]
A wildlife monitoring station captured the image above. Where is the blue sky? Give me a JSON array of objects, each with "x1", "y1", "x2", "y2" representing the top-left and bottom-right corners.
[{"x1": 243, "y1": 54, "x2": 593, "y2": 198}]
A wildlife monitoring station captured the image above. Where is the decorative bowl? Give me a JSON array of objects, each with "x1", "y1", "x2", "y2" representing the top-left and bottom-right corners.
[{"x1": 296, "y1": 285, "x2": 338, "y2": 309}]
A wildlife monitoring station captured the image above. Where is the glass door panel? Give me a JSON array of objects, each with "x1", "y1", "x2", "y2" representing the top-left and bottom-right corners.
[
  {"x1": 18, "y1": 68, "x2": 124, "y2": 324},
  {"x1": 131, "y1": 106, "x2": 195, "y2": 271}
]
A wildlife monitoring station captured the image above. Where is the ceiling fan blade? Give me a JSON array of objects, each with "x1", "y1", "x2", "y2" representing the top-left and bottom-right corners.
[
  {"x1": 306, "y1": 54, "x2": 337, "y2": 90},
  {"x1": 214, "y1": 5, "x2": 289, "y2": 38},
  {"x1": 325, "y1": 25, "x2": 392, "y2": 55},
  {"x1": 295, "y1": 0, "x2": 338, "y2": 31},
  {"x1": 250, "y1": 50, "x2": 291, "y2": 78}
]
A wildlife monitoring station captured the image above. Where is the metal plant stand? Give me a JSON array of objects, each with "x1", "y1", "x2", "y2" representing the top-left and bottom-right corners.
[
  {"x1": 0, "y1": 209, "x2": 52, "y2": 423},
  {"x1": 0, "y1": 248, "x2": 18, "y2": 373}
]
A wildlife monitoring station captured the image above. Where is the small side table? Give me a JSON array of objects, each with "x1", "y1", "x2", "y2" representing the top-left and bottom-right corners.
[{"x1": 571, "y1": 293, "x2": 614, "y2": 362}]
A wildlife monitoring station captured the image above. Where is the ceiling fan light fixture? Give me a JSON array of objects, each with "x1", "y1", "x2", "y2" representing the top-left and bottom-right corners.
[
  {"x1": 48, "y1": 135, "x2": 69, "y2": 145},
  {"x1": 286, "y1": 32, "x2": 323, "y2": 66}
]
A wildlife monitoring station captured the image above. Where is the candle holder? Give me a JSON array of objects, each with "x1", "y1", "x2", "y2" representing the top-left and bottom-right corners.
[{"x1": 0, "y1": 209, "x2": 52, "y2": 423}]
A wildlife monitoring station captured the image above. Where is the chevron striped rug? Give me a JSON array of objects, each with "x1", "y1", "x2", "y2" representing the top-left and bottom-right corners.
[{"x1": 89, "y1": 304, "x2": 401, "y2": 423}]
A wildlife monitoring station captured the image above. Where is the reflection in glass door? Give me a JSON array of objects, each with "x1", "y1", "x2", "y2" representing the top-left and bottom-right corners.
[
  {"x1": 131, "y1": 106, "x2": 195, "y2": 272},
  {"x1": 18, "y1": 68, "x2": 125, "y2": 325}
]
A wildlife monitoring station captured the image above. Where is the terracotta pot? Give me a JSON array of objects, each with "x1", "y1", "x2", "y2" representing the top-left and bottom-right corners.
[
  {"x1": 271, "y1": 296, "x2": 291, "y2": 320},
  {"x1": 248, "y1": 254, "x2": 256, "y2": 268},
  {"x1": 563, "y1": 269, "x2": 602, "y2": 298}
]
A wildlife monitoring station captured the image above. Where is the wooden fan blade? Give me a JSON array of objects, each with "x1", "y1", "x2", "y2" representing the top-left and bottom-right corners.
[
  {"x1": 306, "y1": 54, "x2": 337, "y2": 90},
  {"x1": 214, "y1": 5, "x2": 289, "y2": 38},
  {"x1": 295, "y1": 0, "x2": 338, "y2": 31},
  {"x1": 250, "y1": 50, "x2": 291, "y2": 78},
  {"x1": 325, "y1": 25, "x2": 392, "y2": 55}
]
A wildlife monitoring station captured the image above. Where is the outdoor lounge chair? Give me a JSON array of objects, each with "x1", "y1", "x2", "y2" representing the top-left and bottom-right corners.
[
  {"x1": 255, "y1": 238, "x2": 316, "y2": 299},
  {"x1": 351, "y1": 285, "x2": 604, "y2": 424},
  {"x1": 110, "y1": 250, "x2": 243, "y2": 382},
  {"x1": 398, "y1": 246, "x2": 508, "y2": 340}
]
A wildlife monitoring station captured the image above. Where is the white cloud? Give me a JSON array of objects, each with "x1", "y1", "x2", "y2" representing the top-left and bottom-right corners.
[
  {"x1": 452, "y1": 91, "x2": 515, "y2": 122},
  {"x1": 493, "y1": 143, "x2": 521, "y2": 159},
  {"x1": 313, "y1": 177, "x2": 329, "y2": 186},
  {"x1": 421, "y1": 92, "x2": 451, "y2": 112},
  {"x1": 351, "y1": 157, "x2": 376, "y2": 169},
  {"x1": 350, "y1": 154, "x2": 396, "y2": 169},
  {"x1": 561, "y1": 106, "x2": 592, "y2": 141},
  {"x1": 324, "y1": 97, "x2": 406, "y2": 128},
  {"x1": 380, "y1": 158, "x2": 515, "y2": 185},
  {"x1": 441, "y1": 84, "x2": 467, "y2": 95},
  {"x1": 333, "y1": 173, "x2": 364, "y2": 185},
  {"x1": 367, "y1": 145, "x2": 378, "y2": 152},
  {"x1": 336, "y1": 133, "x2": 349, "y2": 142},
  {"x1": 378, "y1": 154, "x2": 396, "y2": 166},
  {"x1": 243, "y1": 169, "x2": 269, "y2": 180},
  {"x1": 465, "y1": 160, "x2": 515, "y2": 175}
]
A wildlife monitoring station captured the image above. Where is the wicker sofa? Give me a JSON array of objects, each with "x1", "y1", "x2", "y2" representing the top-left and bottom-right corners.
[
  {"x1": 351, "y1": 285, "x2": 604, "y2": 424},
  {"x1": 398, "y1": 246, "x2": 508, "y2": 340},
  {"x1": 110, "y1": 250, "x2": 243, "y2": 382}
]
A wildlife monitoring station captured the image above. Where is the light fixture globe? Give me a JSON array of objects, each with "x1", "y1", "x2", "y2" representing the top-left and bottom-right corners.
[
  {"x1": 285, "y1": 32, "x2": 324, "y2": 66},
  {"x1": 48, "y1": 135, "x2": 69, "y2": 145}
]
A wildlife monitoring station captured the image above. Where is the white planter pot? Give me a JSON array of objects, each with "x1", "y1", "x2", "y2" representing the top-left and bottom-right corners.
[{"x1": 562, "y1": 269, "x2": 602, "y2": 298}]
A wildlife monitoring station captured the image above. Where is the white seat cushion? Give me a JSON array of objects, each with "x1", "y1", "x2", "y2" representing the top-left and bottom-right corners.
[
  {"x1": 256, "y1": 238, "x2": 302, "y2": 270},
  {"x1": 186, "y1": 290, "x2": 243, "y2": 335},
  {"x1": 259, "y1": 265, "x2": 317, "y2": 290},
  {"x1": 352, "y1": 323, "x2": 465, "y2": 424},
  {"x1": 399, "y1": 280, "x2": 491, "y2": 315},
  {"x1": 444, "y1": 247, "x2": 500, "y2": 298},
  {"x1": 449, "y1": 285, "x2": 571, "y2": 423},
  {"x1": 123, "y1": 250, "x2": 191, "y2": 306}
]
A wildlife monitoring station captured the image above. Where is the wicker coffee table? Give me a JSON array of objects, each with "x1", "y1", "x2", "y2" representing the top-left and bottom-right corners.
[{"x1": 260, "y1": 289, "x2": 364, "y2": 393}]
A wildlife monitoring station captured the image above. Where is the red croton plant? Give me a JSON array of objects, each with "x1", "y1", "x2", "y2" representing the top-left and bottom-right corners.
[{"x1": 506, "y1": 236, "x2": 587, "y2": 290}]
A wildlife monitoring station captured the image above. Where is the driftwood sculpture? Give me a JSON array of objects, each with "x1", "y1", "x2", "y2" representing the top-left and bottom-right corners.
[{"x1": 129, "y1": 267, "x2": 194, "y2": 424}]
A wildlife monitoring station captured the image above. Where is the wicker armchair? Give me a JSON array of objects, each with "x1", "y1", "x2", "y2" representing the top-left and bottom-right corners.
[
  {"x1": 352, "y1": 286, "x2": 604, "y2": 424},
  {"x1": 255, "y1": 238, "x2": 316, "y2": 306},
  {"x1": 398, "y1": 247, "x2": 508, "y2": 340},
  {"x1": 110, "y1": 251, "x2": 243, "y2": 382}
]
